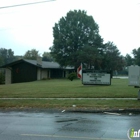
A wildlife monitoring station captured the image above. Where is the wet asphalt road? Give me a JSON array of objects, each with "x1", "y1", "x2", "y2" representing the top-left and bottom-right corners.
[{"x1": 0, "y1": 110, "x2": 140, "y2": 140}]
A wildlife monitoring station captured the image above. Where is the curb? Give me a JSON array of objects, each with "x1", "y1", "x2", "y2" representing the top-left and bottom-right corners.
[{"x1": 0, "y1": 108, "x2": 140, "y2": 114}]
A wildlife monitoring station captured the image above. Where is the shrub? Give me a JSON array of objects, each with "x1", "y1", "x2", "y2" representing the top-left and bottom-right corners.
[{"x1": 67, "y1": 72, "x2": 77, "y2": 81}]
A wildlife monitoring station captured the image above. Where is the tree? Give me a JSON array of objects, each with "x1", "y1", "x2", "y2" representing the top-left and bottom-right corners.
[
  {"x1": 0, "y1": 48, "x2": 15, "y2": 66},
  {"x1": 102, "y1": 42, "x2": 125, "y2": 71},
  {"x1": 50, "y1": 10, "x2": 103, "y2": 69},
  {"x1": 77, "y1": 44, "x2": 104, "y2": 69},
  {"x1": 132, "y1": 47, "x2": 140, "y2": 65},
  {"x1": 42, "y1": 52, "x2": 54, "y2": 62},
  {"x1": 23, "y1": 49, "x2": 40, "y2": 60},
  {"x1": 125, "y1": 54, "x2": 133, "y2": 66},
  {"x1": 0, "y1": 56, "x2": 4, "y2": 66}
]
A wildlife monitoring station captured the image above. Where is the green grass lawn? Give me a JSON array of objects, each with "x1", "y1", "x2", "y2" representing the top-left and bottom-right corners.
[
  {"x1": 0, "y1": 78, "x2": 140, "y2": 109},
  {"x1": 0, "y1": 78, "x2": 138, "y2": 98}
]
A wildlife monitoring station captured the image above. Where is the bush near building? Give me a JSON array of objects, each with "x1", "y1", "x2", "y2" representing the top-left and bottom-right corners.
[{"x1": 67, "y1": 72, "x2": 77, "y2": 81}]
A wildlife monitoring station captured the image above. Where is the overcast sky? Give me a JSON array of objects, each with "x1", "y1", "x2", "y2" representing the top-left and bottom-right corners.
[{"x1": 0, "y1": 0, "x2": 140, "y2": 56}]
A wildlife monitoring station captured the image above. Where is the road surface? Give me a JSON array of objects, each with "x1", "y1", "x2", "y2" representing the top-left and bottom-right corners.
[{"x1": 0, "y1": 110, "x2": 140, "y2": 140}]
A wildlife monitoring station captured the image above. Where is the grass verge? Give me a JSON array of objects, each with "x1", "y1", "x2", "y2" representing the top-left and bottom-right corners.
[{"x1": 0, "y1": 99, "x2": 140, "y2": 110}]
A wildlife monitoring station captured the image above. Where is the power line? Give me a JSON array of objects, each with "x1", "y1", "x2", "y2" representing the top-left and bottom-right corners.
[{"x1": 0, "y1": 0, "x2": 56, "y2": 9}]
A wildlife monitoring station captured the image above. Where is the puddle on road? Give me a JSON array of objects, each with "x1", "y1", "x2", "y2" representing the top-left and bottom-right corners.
[{"x1": 56, "y1": 118, "x2": 78, "y2": 123}]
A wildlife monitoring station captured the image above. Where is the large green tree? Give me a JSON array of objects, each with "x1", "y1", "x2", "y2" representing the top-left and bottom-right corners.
[
  {"x1": 42, "y1": 52, "x2": 54, "y2": 62},
  {"x1": 132, "y1": 47, "x2": 140, "y2": 65},
  {"x1": 102, "y1": 42, "x2": 125, "y2": 71},
  {"x1": 0, "y1": 48, "x2": 15, "y2": 66},
  {"x1": 50, "y1": 10, "x2": 103, "y2": 69},
  {"x1": 23, "y1": 49, "x2": 40, "y2": 60},
  {"x1": 125, "y1": 54, "x2": 133, "y2": 66}
]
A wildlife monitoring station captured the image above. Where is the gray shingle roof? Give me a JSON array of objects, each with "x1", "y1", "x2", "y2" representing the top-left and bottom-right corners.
[
  {"x1": 0, "y1": 59, "x2": 74, "y2": 70},
  {"x1": 42, "y1": 61, "x2": 60, "y2": 68},
  {"x1": 24, "y1": 59, "x2": 73, "y2": 69},
  {"x1": 24, "y1": 59, "x2": 37, "y2": 66}
]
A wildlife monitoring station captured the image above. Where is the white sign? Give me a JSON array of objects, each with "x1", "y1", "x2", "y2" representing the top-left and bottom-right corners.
[
  {"x1": 128, "y1": 65, "x2": 140, "y2": 87},
  {"x1": 82, "y1": 72, "x2": 111, "y2": 85}
]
